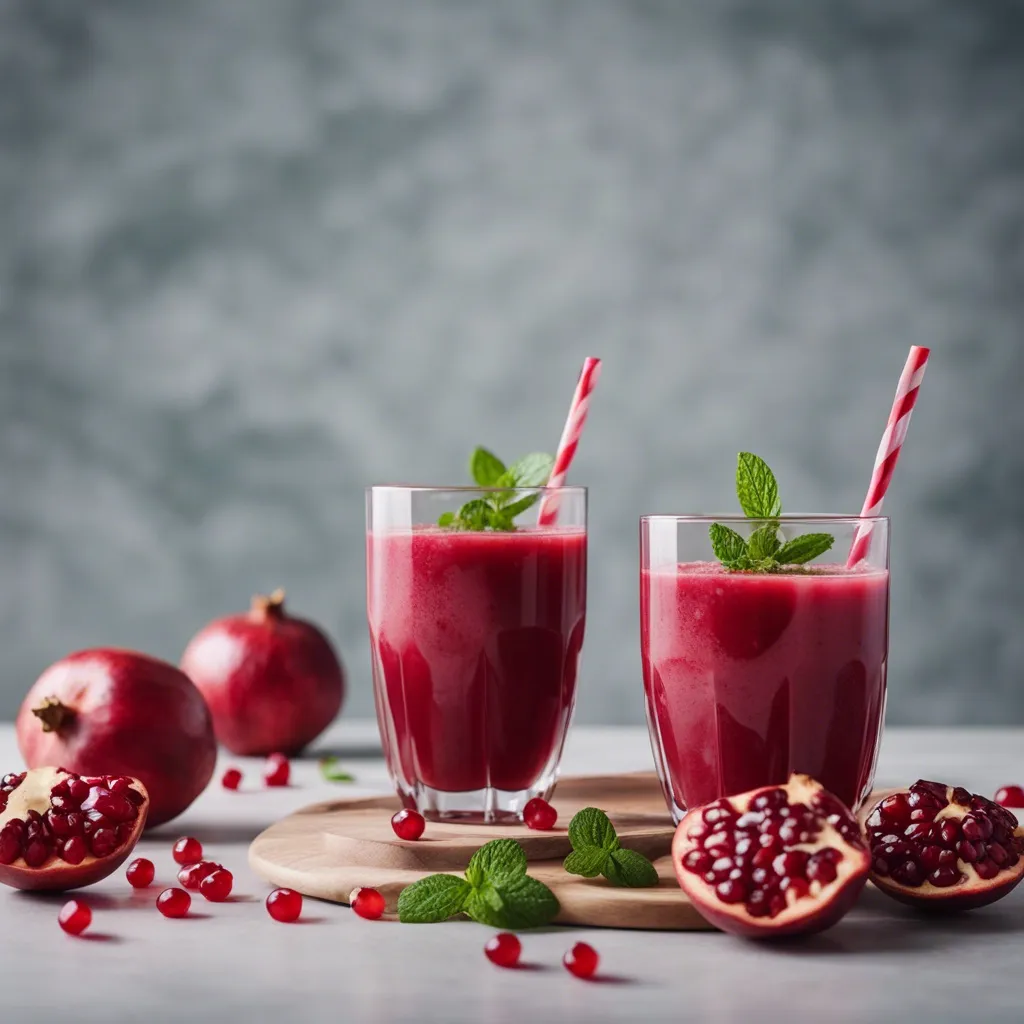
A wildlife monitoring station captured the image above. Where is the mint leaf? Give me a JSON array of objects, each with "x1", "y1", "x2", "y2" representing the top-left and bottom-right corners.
[
  {"x1": 563, "y1": 847, "x2": 611, "y2": 878},
  {"x1": 466, "y1": 875, "x2": 559, "y2": 929},
  {"x1": 500, "y1": 492, "x2": 541, "y2": 521},
  {"x1": 567, "y1": 807, "x2": 620, "y2": 853},
  {"x1": 709, "y1": 523, "x2": 748, "y2": 566},
  {"x1": 470, "y1": 447, "x2": 506, "y2": 487},
  {"x1": 318, "y1": 757, "x2": 355, "y2": 783},
  {"x1": 397, "y1": 874, "x2": 472, "y2": 923},
  {"x1": 604, "y1": 848, "x2": 659, "y2": 888},
  {"x1": 501, "y1": 452, "x2": 554, "y2": 489},
  {"x1": 437, "y1": 511, "x2": 456, "y2": 528},
  {"x1": 776, "y1": 532, "x2": 834, "y2": 565},
  {"x1": 452, "y1": 499, "x2": 493, "y2": 531},
  {"x1": 747, "y1": 523, "x2": 781, "y2": 562},
  {"x1": 736, "y1": 453, "x2": 781, "y2": 520},
  {"x1": 466, "y1": 838, "x2": 527, "y2": 888}
]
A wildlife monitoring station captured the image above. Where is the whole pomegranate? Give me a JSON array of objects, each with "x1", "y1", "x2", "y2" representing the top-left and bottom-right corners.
[
  {"x1": 180, "y1": 590, "x2": 344, "y2": 756},
  {"x1": 864, "y1": 780, "x2": 1024, "y2": 911},
  {"x1": 672, "y1": 774, "x2": 870, "y2": 939},
  {"x1": 17, "y1": 650, "x2": 216, "y2": 828}
]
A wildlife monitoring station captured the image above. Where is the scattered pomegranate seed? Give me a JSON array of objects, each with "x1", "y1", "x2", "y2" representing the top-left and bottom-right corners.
[
  {"x1": 221, "y1": 768, "x2": 243, "y2": 791},
  {"x1": 266, "y1": 887, "x2": 302, "y2": 922},
  {"x1": 263, "y1": 756, "x2": 290, "y2": 788},
  {"x1": 178, "y1": 861, "x2": 220, "y2": 890},
  {"x1": 484, "y1": 932, "x2": 522, "y2": 968},
  {"x1": 156, "y1": 888, "x2": 191, "y2": 918},
  {"x1": 351, "y1": 886, "x2": 385, "y2": 920},
  {"x1": 995, "y1": 785, "x2": 1024, "y2": 809},
  {"x1": 126, "y1": 858, "x2": 155, "y2": 888},
  {"x1": 172, "y1": 836, "x2": 203, "y2": 865},
  {"x1": 391, "y1": 809, "x2": 425, "y2": 841},
  {"x1": 563, "y1": 941, "x2": 599, "y2": 979},
  {"x1": 523, "y1": 797, "x2": 558, "y2": 831},
  {"x1": 58, "y1": 899, "x2": 92, "y2": 936},
  {"x1": 199, "y1": 868, "x2": 233, "y2": 902}
]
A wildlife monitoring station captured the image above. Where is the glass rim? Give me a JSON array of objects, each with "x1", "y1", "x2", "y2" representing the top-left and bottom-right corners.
[
  {"x1": 368, "y1": 484, "x2": 587, "y2": 495},
  {"x1": 641, "y1": 514, "x2": 889, "y2": 525}
]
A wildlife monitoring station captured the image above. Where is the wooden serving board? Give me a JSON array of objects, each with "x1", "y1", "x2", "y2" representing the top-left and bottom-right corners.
[{"x1": 248, "y1": 772, "x2": 712, "y2": 930}]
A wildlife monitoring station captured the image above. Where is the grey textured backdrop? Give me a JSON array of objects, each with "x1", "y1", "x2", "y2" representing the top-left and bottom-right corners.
[{"x1": 1, "y1": 0, "x2": 1022, "y2": 726}]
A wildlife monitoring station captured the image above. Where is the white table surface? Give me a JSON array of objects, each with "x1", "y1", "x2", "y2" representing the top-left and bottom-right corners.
[{"x1": 2, "y1": 721, "x2": 1022, "y2": 1024}]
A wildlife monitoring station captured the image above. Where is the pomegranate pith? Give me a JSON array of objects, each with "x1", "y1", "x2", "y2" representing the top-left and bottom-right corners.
[
  {"x1": 523, "y1": 798, "x2": 558, "y2": 831},
  {"x1": 563, "y1": 942, "x2": 599, "y2": 979},
  {"x1": 127, "y1": 858, "x2": 155, "y2": 888},
  {"x1": 995, "y1": 785, "x2": 1024, "y2": 809},
  {"x1": 0, "y1": 767, "x2": 149, "y2": 892},
  {"x1": 172, "y1": 837, "x2": 203, "y2": 865},
  {"x1": 181, "y1": 591, "x2": 345, "y2": 756},
  {"x1": 672, "y1": 774, "x2": 870, "y2": 939},
  {"x1": 391, "y1": 809, "x2": 425, "y2": 841},
  {"x1": 59, "y1": 899, "x2": 92, "y2": 936},
  {"x1": 351, "y1": 886, "x2": 385, "y2": 920},
  {"x1": 16, "y1": 649, "x2": 216, "y2": 828},
  {"x1": 865, "y1": 780, "x2": 1024, "y2": 911},
  {"x1": 157, "y1": 888, "x2": 191, "y2": 918},
  {"x1": 485, "y1": 932, "x2": 522, "y2": 968},
  {"x1": 267, "y1": 887, "x2": 302, "y2": 922}
]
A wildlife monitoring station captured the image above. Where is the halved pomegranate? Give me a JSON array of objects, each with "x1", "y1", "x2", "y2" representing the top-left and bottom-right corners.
[
  {"x1": 864, "y1": 780, "x2": 1024, "y2": 911},
  {"x1": 672, "y1": 774, "x2": 870, "y2": 938},
  {"x1": 0, "y1": 766, "x2": 148, "y2": 891}
]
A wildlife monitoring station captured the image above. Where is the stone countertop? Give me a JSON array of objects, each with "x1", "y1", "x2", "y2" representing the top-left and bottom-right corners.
[{"x1": 1, "y1": 722, "x2": 1022, "y2": 1024}]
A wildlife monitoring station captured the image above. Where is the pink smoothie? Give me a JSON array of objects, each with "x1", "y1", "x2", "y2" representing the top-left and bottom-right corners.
[
  {"x1": 367, "y1": 527, "x2": 587, "y2": 795},
  {"x1": 640, "y1": 561, "x2": 889, "y2": 815}
]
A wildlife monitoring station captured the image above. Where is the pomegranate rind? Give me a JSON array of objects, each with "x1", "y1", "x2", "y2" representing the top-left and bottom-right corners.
[
  {"x1": 671, "y1": 774, "x2": 870, "y2": 939},
  {"x1": 865, "y1": 783, "x2": 1024, "y2": 913},
  {"x1": 0, "y1": 769, "x2": 149, "y2": 892}
]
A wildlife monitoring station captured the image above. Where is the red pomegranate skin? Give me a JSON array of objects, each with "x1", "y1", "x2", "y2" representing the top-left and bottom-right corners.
[
  {"x1": 16, "y1": 650, "x2": 217, "y2": 828},
  {"x1": 180, "y1": 591, "x2": 345, "y2": 756}
]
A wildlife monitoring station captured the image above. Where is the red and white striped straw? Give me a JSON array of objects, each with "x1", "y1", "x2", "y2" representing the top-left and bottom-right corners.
[
  {"x1": 537, "y1": 356, "x2": 602, "y2": 525},
  {"x1": 847, "y1": 345, "x2": 931, "y2": 566}
]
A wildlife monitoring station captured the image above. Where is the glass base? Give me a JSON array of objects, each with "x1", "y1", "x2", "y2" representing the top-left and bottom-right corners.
[{"x1": 398, "y1": 778, "x2": 557, "y2": 825}]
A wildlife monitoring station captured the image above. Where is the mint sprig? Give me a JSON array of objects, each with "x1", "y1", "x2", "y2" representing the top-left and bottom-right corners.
[
  {"x1": 397, "y1": 838, "x2": 559, "y2": 927},
  {"x1": 318, "y1": 757, "x2": 355, "y2": 783},
  {"x1": 438, "y1": 448, "x2": 555, "y2": 531},
  {"x1": 562, "y1": 807, "x2": 659, "y2": 888},
  {"x1": 709, "y1": 453, "x2": 834, "y2": 572}
]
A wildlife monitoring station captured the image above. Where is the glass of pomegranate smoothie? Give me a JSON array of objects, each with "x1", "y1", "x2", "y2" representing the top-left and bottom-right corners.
[
  {"x1": 640, "y1": 456, "x2": 890, "y2": 822},
  {"x1": 367, "y1": 483, "x2": 587, "y2": 822}
]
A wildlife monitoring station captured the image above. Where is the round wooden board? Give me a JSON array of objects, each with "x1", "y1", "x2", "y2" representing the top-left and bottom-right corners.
[{"x1": 248, "y1": 772, "x2": 712, "y2": 930}]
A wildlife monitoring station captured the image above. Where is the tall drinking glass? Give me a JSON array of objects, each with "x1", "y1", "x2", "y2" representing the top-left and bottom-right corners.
[
  {"x1": 367, "y1": 486, "x2": 587, "y2": 822},
  {"x1": 640, "y1": 516, "x2": 889, "y2": 822}
]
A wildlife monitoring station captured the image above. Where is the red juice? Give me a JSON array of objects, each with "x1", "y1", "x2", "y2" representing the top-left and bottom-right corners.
[
  {"x1": 367, "y1": 527, "x2": 587, "y2": 803},
  {"x1": 640, "y1": 561, "x2": 889, "y2": 817}
]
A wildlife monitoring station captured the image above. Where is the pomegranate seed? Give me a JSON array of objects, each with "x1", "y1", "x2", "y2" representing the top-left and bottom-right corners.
[
  {"x1": 127, "y1": 858, "x2": 155, "y2": 888},
  {"x1": 199, "y1": 868, "x2": 233, "y2": 902},
  {"x1": 221, "y1": 768, "x2": 243, "y2": 791},
  {"x1": 178, "y1": 861, "x2": 220, "y2": 890},
  {"x1": 61, "y1": 836, "x2": 87, "y2": 865},
  {"x1": 0, "y1": 829, "x2": 20, "y2": 864},
  {"x1": 263, "y1": 757, "x2": 290, "y2": 788},
  {"x1": 267, "y1": 751, "x2": 288, "y2": 764},
  {"x1": 352, "y1": 886, "x2": 386, "y2": 920},
  {"x1": 391, "y1": 809, "x2": 425, "y2": 841},
  {"x1": 266, "y1": 887, "x2": 303, "y2": 922},
  {"x1": 24, "y1": 838, "x2": 52, "y2": 867},
  {"x1": 89, "y1": 829, "x2": 118, "y2": 858},
  {"x1": 523, "y1": 798, "x2": 558, "y2": 831},
  {"x1": 485, "y1": 932, "x2": 522, "y2": 968},
  {"x1": 995, "y1": 785, "x2": 1024, "y2": 809},
  {"x1": 156, "y1": 888, "x2": 191, "y2": 918},
  {"x1": 563, "y1": 942, "x2": 599, "y2": 979},
  {"x1": 58, "y1": 899, "x2": 92, "y2": 936},
  {"x1": 172, "y1": 836, "x2": 203, "y2": 865}
]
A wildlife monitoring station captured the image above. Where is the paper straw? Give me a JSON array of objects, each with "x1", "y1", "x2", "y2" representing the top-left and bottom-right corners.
[
  {"x1": 847, "y1": 346, "x2": 931, "y2": 566},
  {"x1": 537, "y1": 356, "x2": 602, "y2": 525}
]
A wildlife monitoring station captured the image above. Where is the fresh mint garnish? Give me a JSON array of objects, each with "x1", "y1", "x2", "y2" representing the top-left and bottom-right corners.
[
  {"x1": 397, "y1": 837, "x2": 559, "y2": 927},
  {"x1": 562, "y1": 807, "x2": 659, "y2": 888},
  {"x1": 710, "y1": 453, "x2": 834, "y2": 572},
  {"x1": 318, "y1": 757, "x2": 355, "y2": 783},
  {"x1": 438, "y1": 447, "x2": 555, "y2": 530}
]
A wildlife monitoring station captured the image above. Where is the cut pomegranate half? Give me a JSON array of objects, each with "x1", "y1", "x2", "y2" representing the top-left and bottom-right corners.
[
  {"x1": 672, "y1": 774, "x2": 870, "y2": 938},
  {"x1": 0, "y1": 766, "x2": 148, "y2": 891},
  {"x1": 865, "y1": 780, "x2": 1024, "y2": 911}
]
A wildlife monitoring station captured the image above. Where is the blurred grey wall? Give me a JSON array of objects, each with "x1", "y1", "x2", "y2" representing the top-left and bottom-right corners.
[{"x1": 1, "y1": 0, "x2": 1022, "y2": 726}]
